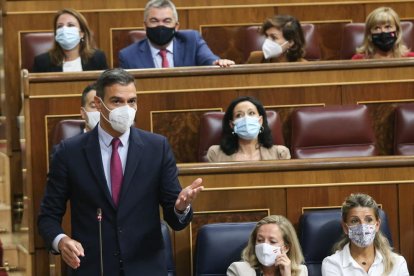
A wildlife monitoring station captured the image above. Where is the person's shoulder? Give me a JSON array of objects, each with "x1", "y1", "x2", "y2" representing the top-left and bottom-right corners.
[
  {"x1": 92, "y1": 49, "x2": 106, "y2": 58},
  {"x1": 35, "y1": 51, "x2": 50, "y2": 60},
  {"x1": 206, "y1": 145, "x2": 222, "y2": 162},
  {"x1": 175, "y1": 30, "x2": 200, "y2": 41},
  {"x1": 264, "y1": 145, "x2": 291, "y2": 160},
  {"x1": 120, "y1": 39, "x2": 147, "y2": 54},
  {"x1": 227, "y1": 261, "x2": 255, "y2": 275},
  {"x1": 351, "y1": 53, "x2": 365, "y2": 60},
  {"x1": 404, "y1": 51, "x2": 414, "y2": 57},
  {"x1": 298, "y1": 264, "x2": 308, "y2": 276},
  {"x1": 246, "y1": 51, "x2": 265, "y2": 64},
  {"x1": 132, "y1": 127, "x2": 166, "y2": 143}
]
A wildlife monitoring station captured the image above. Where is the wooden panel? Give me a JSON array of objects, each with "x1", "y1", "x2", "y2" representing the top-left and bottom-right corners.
[
  {"x1": 22, "y1": 60, "x2": 414, "y2": 275},
  {"x1": 398, "y1": 183, "x2": 414, "y2": 273},
  {"x1": 177, "y1": 158, "x2": 414, "y2": 275}
]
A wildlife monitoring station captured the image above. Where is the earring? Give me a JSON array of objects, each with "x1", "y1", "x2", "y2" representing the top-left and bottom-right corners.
[{"x1": 260, "y1": 126, "x2": 264, "y2": 133}]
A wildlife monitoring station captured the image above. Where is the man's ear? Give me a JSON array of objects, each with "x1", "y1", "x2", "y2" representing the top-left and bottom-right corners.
[
  {"x1": 175, "y1": 21, "x2": 180, "y2": 31},
  {"x1": 94, "y1": 96, "x2": 102, "y2": 112},
  {"x1": 80, "y1": 107, "x2": 86, "y2": 120}
]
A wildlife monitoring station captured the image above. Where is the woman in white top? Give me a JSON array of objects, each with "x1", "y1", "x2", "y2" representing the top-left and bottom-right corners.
[
  {"x1": 322, "y1": 193, "x2": 409, "y2": 276},
  {"x1": 227, "y1": 215, "x2": 308, "y2": 276},
  {"x1": 32, "y1": 8, "x2": 107, "y2": 72}
]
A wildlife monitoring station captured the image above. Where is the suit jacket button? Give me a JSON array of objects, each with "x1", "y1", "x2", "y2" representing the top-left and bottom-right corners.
[{"x1": 114, "y1": 251, "x2": 120, "y2": 256}]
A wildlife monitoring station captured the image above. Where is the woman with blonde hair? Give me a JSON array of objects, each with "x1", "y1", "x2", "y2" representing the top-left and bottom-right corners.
[
  {"x1": 352, "y1": 7, "x2": 414, "y2": 59},
  {"x1": 322, "y1": 193, "x2": 409, "y2": 275},
  {"x1": 227, "y1": 215, "x2": 307, "y2": 276},
  {"x1": 33, "y1": 8, "x2": 108, "y2": 72}
]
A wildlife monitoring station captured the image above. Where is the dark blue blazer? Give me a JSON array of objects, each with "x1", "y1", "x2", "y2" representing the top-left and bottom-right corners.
[
  {"x1": 38, "y1": 126, "x2": 192, "y2": 275},
  {"x1": 119, "y1": 30, "x2": 219, "y2": 69}
]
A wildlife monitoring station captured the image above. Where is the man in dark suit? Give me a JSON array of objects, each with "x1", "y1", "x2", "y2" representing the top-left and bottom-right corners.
[
  {"x1": 119, "y1": 0, "x2": 235, "y2": 69},
  {"x1": 38, "y1": 68, "x2": 203, "y2": 275}
]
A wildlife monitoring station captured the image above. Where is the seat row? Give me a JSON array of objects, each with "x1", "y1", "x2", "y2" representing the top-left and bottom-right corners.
[
  {"x1": 193, "y1": 208, "x2": 392, "y2": 276},
  {"x1": 19, "y1": 20, "x2": 414, "y2": 71},
  {"x1": 198, "y1": 103, "x2": 414, "y2": 162}
]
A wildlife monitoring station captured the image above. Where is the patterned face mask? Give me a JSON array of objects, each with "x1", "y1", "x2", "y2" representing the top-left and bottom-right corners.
[{"x1": 347, "y1": 223, "x2": 377, "y2": 248}]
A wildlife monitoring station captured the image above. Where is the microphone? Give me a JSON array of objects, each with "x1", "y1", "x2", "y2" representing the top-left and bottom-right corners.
[{"x1": 97, "y1": 208, "x2": 104, "y2": 276}]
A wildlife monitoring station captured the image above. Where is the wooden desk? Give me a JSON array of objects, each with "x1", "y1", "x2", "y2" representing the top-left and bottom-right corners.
[{"x1": 22, "y1": 60, "x2": 414, "y2": 275}]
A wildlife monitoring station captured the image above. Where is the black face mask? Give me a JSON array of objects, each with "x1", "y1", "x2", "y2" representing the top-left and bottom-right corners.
[
  {"x1": 146, "y1": 26, "x2": 176, "y2": 46},
  {"x1": 371, "y1": 31, "x2": 397, "y2": 52}
]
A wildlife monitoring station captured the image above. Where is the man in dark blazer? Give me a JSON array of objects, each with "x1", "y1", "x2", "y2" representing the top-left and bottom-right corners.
[
  {"x1": 119, "y1": 0, "x2": 234, "y2": 69},
  {"x1": 38, "y1": 68, "x2": 203, "y2": 275}
]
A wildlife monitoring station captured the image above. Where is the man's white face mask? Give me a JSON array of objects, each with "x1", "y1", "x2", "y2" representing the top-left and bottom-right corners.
[{"x1": 100, "y1": 99, "x2": 136, "y2": 133}]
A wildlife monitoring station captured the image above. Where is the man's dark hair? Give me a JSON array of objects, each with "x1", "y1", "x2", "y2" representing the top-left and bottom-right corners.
[
  {"x1": 81, "y1": 82, "x2": 97, "y2": 107},
  {"x1": 96, "y1": 68, "x2": 135, "y2": 99}
]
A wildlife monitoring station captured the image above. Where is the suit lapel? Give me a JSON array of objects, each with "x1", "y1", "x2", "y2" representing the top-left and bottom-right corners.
[
  {"x1": 118, "y1": 128, "x2": 144, "y2": 204},
  {"x1": 83, "y1": 128, "x2": 115, "y2": 209},
  {"x1": 140, "y1": 41, "x2": 156, "y2": 68},
  {"x1": 173, "y1": 36, "x2": 184, "y2": 67}
]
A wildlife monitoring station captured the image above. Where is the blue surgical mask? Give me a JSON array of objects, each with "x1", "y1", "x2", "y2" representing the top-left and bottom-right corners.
[
  {"x1": 233, "y1": 116, "x2": 261, "y2": 140},
  {"x1": 55, "y1": 26, "x2": 81, "y2": 50}
]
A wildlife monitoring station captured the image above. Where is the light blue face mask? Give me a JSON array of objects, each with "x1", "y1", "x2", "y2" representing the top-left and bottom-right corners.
[
  {"x1": 55, "y1": 26, "x2": 81, "y2": 50},
  {"x1": 233, "y1": 116, "x2": 261, "y2": 140}
]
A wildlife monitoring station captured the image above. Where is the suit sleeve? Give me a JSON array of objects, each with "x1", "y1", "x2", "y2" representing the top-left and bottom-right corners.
[
  {"x1": 37, "y1": 142, "x2": 71, "y2": 250},
  {"x1": 93, "y1": 50, "x2": 108, "y2": 70},
  {"x1": 32, "y1": 54, "x2": 47, "y2": 73},
  {"x1": 119, "y1": 49, "x2": 129, "y2": 69},
  {"x1": 159, "y1": 137, "x2": 192, "y2": 230},
  {"x1": 194, "y1": 31, "x2": 220, "y2": 65}
]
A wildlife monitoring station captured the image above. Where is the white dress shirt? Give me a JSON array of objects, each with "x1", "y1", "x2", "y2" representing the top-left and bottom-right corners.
[
  {"x1": 322, "y1": 243, "x2": 409, "y2": 276},
  {"x1": 148, "y1": 40, "x2": 174, "y2": 68}
]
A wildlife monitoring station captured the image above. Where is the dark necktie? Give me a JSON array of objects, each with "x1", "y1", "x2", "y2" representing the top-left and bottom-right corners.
[
  {"x1": 111, "y1": 138, "x2": 123, "y2": 206},
  {"x1": 159, "y1": 49, "x2": 170, "y2": 68}
]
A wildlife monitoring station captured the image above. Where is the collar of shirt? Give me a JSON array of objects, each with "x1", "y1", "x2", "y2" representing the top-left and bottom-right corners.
[
  {"x1": 148, "y1": 40, "x2": 174, "y2": 68},
  {"x1": 97, "y1": 123, "x2": 130, "y2": 148},
  {"x1": 342, "y1": 242, "x2": 383, "y2": 269}
]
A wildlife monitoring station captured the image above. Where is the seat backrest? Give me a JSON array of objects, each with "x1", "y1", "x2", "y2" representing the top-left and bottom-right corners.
[
  {"x1": 291, "y1": 105, "x2": 377, "y2": 159},
  {"x1": 394, "y1": 103, "x2": 414, "y2": 155},
  {"x1": 299, "y1": 208, "x2": 392, "y2": 276},
  {"x1": 128, "y1": 30, "x2": 147, "y2": 43},
  {"x1": 194, "y1": 222, "x2": 256, "y2": 276},
  {"x1": 20, "y1": 32, "x2": 54, "y2": 72},
  {"x1": 244, "y1": 23, "x2": 321, "y2": 61},
  {"x1": 340, "y1": 21, "x2": 414, "y2": 59},
  {"x1": 52, "y1": 120, "x2": 85, "y2": 146},
  {"x1": 197, "y1": 110, "x2": 285, "y2": 162},
  {"x1": 161, "y1": 220, "x2": 176, "y2": 276}
]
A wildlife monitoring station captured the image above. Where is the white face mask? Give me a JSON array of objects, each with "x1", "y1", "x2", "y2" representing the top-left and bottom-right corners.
[
  {"x1": 347, "y1": 223, "x2": 377, "y2": 248},
  {"x1": 262, "y1": 39, "x2": 288, "y2": 59},
  {"x1": 83, "y1": 110, "x2": 100, "y2": 130},
  {"x1": 255, "y1": 243, "x2": 281, "y2": 267},
  {"x1": 100, "y1": 100, "x2": 136, "y2": 133},
  {"x1": 55, "y1": 26, "x2": 81, "y2": 50}
]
